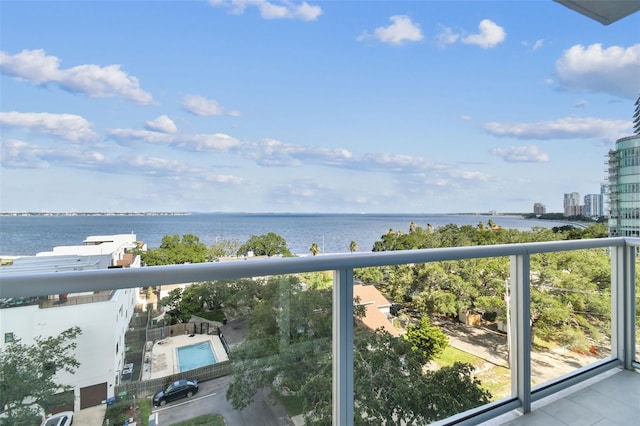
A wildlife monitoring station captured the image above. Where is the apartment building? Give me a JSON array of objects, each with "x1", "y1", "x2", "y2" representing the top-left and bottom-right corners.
[
  {"x1": 563, "y1": 192, "x2": 582, "y2": 216},
  {"x1": 607, "y1": 94, "x2": 640, "y2": 237},
  {"x1": 583, "y1": 194, "x2": 602, "y2": 219},
  {"x1": 0, "y1": 234, "x2": 145, "y2": 411},
  {"x1": 608, "y1": 134, "x2": 640, "y2": 237},
  {"x1": 533, "y1": 203, "x2": 546, "y2": 215}
]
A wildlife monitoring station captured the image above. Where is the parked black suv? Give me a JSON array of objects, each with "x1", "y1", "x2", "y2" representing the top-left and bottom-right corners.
[{"x1": 153, "y1": 379, "x2": 199, "y2": 406}]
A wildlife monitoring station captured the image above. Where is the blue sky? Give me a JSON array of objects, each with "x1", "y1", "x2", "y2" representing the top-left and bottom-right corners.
[{"x1": 1, "y1": 1, "x2": 638, "y2": 214}]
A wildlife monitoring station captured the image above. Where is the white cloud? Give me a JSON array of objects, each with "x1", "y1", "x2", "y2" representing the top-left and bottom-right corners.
[
  {"x1": 209, "y1": 0, "x2": 322, "y2": 21},
  {"x1": 457, "y1": 171, "x2": 490, "y2": 180},
  {"x1": 0, "y1": 49, "x2": 153, "y2": 104},
  {"x1": 144, "y1": 115, "x2": 177, "y2": 134},
  {"x1": 0, "y1": 137, "x2": 243, "y2": 187},
  {"x1": 107, "y1": 129, "x2": 174, "y2": 146},
  {"x1": 434, "y1": 25, "x2": 460, "y2": 48},
  {"x1": 0, "y1": 111, "x2": 97, "y2": 142},
  {"x1": 173, "y1": 133, "x2": 243, "y2": 152},
  {"x1": 532, "y1": 39, "x2": 544, "y2": 51},
  {"x1": 107, "y1": 128, "x2": 242, "y2": 151},
  {"x1": 182, "y1": 94, "x2": 240, "y2": 117},
  {"x1": 555, "y1": 43, "x2": 640, "y2": 99},
  {"x1": 240, "y1": 138, "x2": 353, "y2": 167},
  {"x1": 490, "y1": 145, "x2": 550, "y2": 163},
  {"x1": 358, "y1": 15, "x2": 423, "y2": 46},
  {"x1": 462, "y1": 19, "x2": 506, "y2": 49},
  {"x1": 522, "y1": 39, "x2": 544, "y2": 51},
  {"x1": 483, "y1": 117, "x2": 631, "y2": 141},
  {"x1": 294, "y1": 2, "x2": 322, "y2": 21},
  {"x1": 0, "y1": 138, "x2": 105, "y2": 169},
  {"x1": 574, "y1": 100, "x2": 589, "y2": 108},
  {"x1": 460, "y1": 115, "x2": 472, "y2": 121},
  {"x1": 107, "y1": 124, "x2": 488, "y2": 187}
]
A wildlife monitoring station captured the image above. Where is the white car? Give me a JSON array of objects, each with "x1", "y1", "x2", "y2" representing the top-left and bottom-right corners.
[{"x1": 42, "y1": 411, "x2": 74, "y2": 426}]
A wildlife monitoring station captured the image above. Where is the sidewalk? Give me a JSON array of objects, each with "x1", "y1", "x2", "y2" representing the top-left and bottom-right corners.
[{"x1": 73, "y1": 404, "x2": 106, "y2": 425}]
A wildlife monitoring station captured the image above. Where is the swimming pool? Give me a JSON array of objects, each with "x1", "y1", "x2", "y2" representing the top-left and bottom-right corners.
[{"x1": 177, "y1": 341, "x2": 217, "y2": 372}]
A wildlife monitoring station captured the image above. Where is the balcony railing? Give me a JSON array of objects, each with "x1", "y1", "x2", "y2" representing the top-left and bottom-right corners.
[{"x1": 1, "y1": 237, "x2": 638, "y2": 425}]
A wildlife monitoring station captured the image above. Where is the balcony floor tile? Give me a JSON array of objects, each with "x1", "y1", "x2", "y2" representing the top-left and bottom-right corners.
[{"x1": 492, "y1": 369, "x2": 640, "y2": 426}]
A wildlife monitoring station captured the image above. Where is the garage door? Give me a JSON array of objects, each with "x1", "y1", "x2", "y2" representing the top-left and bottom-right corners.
[
  {"x1": 80, "y1": 382, "x2": 107, "y2": 409},
  {"x1": 49, "y1": 390, "x2": 74, "y2": 414}
]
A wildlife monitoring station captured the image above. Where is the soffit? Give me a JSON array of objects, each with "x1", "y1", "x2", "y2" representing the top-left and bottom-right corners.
[{"x1": 554, "y1": 0, "x2": 640, "y2": 25}]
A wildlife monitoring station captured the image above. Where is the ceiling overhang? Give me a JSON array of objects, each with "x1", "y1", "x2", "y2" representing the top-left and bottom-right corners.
[{"x1": 554, "y1": 0, "x2": 640, "y2": 25}]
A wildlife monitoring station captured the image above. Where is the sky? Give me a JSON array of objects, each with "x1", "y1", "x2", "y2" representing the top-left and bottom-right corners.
[{"x1": 1, "y1": 1, "x2": 639, "y2": 214}]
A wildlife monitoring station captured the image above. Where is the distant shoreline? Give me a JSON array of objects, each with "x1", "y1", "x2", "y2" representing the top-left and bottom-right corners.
[
  {"x1": 0, "y1": 212, "x2": 192, "y2": 217},
  {"x1": 0, "y1": 211, "x2": 526, "y2": 217}
]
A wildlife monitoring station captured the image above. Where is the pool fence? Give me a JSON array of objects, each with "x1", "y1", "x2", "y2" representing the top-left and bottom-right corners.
[{"x1": 114, "y1": 360, "x2": 232, "y2": 399}]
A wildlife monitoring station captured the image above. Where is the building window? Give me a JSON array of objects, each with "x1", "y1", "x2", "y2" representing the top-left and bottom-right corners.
[{"x1": 4, "y1": 332, "x2": 14, "y2": 343}]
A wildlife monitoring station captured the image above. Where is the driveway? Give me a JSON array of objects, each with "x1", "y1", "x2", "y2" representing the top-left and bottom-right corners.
[{"x1": 432, "y1": 317, "x2": 600, "y2": 384}]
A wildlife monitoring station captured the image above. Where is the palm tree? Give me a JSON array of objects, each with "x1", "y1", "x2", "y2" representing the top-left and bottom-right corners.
[
  {"x1": 349, "y1": 240, "x2": 358, "y2": 253},
  {"x1": 310, "y1": 243, "x2": 320, "y2": 256}
]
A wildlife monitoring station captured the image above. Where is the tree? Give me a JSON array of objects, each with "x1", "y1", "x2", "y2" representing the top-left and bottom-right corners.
[
  {"x1": 226, "y1": 278, "x2": 491, "y2": 424},
  {"x1": 0, "y1": 327, "x2": 82, "y2": 424},
  {"x1": 159, "y1": 288, "x2": 191, "y2": 324},
  {"x1": 142, "y1": 234, "x2": 208, "y2": 265},
  {"x1": 208, "y1": 239, "x2": 241, "y2": 261},
  {"x1": 237, "y1": 232, "x2": 293, "y2": 257},
  {"x1": 404, "y1": 316, "x2": 448, "y2": 361},
  {"x1": 353, "y1": 267, "x2": 383, "y2": 285},
  {"x1": 309, "y1": 243, "x2": 320, "y2": 256}
]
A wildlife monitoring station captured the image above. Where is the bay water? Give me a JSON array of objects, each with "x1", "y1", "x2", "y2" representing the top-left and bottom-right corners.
[{"x1": 0, "y1": 213, "x2": 572, "y2": 256}]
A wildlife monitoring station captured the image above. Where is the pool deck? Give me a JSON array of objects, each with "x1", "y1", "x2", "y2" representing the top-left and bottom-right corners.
[{"x1": 144, "y1": 333, "x2": 229, "y2": 380}]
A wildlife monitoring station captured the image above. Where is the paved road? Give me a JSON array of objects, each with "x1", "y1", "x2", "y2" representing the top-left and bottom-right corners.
[{"x1": 153, "y1": 375, "x2": 293, "y2": 426}]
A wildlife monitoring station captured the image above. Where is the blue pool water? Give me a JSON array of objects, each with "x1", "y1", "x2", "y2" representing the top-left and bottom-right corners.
[{"x1": 177, "y1": 341, "x2": 217, "y2": 372}]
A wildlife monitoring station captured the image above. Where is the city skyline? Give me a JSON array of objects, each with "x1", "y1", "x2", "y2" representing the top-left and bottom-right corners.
[{"x1": 1, "y1": 1, "x2": 639, "y2": 214}]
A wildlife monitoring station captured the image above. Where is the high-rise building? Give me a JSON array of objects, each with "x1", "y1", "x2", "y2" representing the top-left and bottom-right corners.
[
  {"x1": 563, "y1": 192, "x2": 581, "y2": 216},
  {"x1": 533, "y1": 203, "x2": 546, "y2": 215},
  {"x1": 600, "y1": 183, "x2": 608, "y2": 217},
  {"x1": 607, "y1": 95, "x2": 640, "y2": 237},
  {"x1": 583, "y1": 194, "x2": 601, "y2": 219}
]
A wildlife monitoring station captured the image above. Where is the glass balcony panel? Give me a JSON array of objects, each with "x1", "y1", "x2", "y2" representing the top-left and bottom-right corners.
[
  {"x1": 221, "y1": 273, "x2": 334, "y2": 424},
  {"x1": 1, "y1": 239, "x2": 637, "y2": 425},
  {"x1": 636, "y1": 248, "x2": 640, "y2": 363},
  {"x1": 529, "y1": 249, "x2": 612, "y2": 388},
  {"x1": 354, "y1": 259, "x2": 510, "y2": 423}
]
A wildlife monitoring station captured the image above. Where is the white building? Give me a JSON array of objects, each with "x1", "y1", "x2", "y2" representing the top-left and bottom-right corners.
[
  {"x1": 0, "y1": 234, "x2": 145, "y2": 411},
  {"x1": 583, "y1": 194, "x2": 602, "y2": 219},
  {"x1": 563, "y1": 192, "x2": 581, "y2": 216}
]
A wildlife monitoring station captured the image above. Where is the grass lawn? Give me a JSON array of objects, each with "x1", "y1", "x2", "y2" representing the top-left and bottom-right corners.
[
  {"x1": 433, "y1": 345, "x2": 485, "y2": 368},
  {"x1": 138, "y1": 399, "x2": 151, "y2": 425},
  {"x1": 169, "y1": 414, "x2": 226, "y2": 425},
  {"x1": 433, "y1": 346, "x2": 511, "y2": 401},
  {"x1": 195, "y1": 309, "x2": 226, "y2": 322},
  {"x1": 474, "y1": 365, "x2": 512, "y2": 400},
  {"x1": 275, "y1": 393, "x2": 305, "y2": 416}
]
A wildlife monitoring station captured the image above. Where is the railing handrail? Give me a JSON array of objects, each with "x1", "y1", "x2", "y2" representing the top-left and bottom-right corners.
[{"x1": 0, "y1": 237, "x2": 632, "y2": 299}]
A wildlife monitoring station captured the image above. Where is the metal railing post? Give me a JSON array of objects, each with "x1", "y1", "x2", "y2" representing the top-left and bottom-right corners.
[
  {"x1": 510, "y1": 253, "x2": 531, "y2": 413},
  {"x1": 612, "y1": 243, "x2": 637, "y2": 370},
  {"x1": 333, "y1": 267, "x2": 354, "y2": 425}
]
